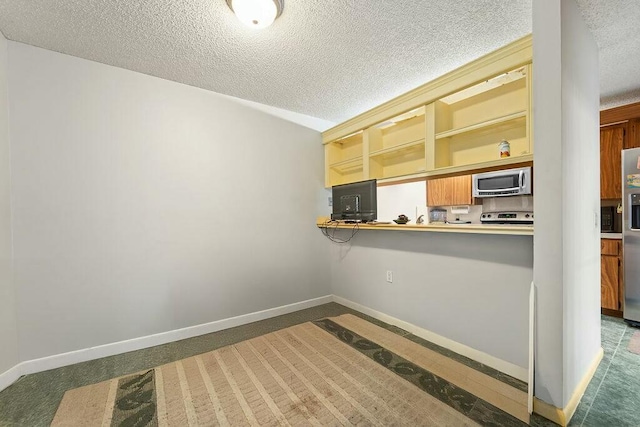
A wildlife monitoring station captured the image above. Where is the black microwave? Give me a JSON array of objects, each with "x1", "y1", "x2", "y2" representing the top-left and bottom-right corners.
[{"x1": 601, "y1": 206, "x2": 615, "y2": 232}]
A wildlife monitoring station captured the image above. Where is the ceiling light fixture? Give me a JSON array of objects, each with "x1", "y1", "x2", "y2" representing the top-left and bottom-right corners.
[{"x1": 226, "y1": 0, "x2": 284, "y2": 29}]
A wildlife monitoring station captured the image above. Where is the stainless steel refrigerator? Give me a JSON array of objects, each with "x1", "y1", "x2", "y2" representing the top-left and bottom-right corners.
[{"x1": 623, "y1": 148, "x2": 640, "y2": 326}]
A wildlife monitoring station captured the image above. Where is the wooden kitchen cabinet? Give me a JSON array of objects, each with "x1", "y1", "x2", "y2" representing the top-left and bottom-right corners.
[
  {"x1": 426, "y1": 175, "x2": 472, "y2": 206},
  {"x1": 600, "y1": 125, "x2": 625, "y2": 199},
  {"x1": 627, "y1": 118, "x2": 640, "y2": 149},
  {"x1": 598, "y1": 120, "x2": 640, "y2": 200},
  {"x1": 601, "y1": 239, "x2": 623, "y2": 313},
  {"x1": 601, "y1": 255, "x2": 619, "y2": 311}
]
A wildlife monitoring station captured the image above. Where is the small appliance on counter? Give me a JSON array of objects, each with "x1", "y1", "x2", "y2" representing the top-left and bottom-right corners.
[
  {"x1": 601, "y1": 206, "x2": 615, "y2": 233},
  {"x1": 480, "y1": 211, "x2": 533, "y2": 225},
  {"x1": 429, "y1": 208, "x2": 447, "y2": 224}
]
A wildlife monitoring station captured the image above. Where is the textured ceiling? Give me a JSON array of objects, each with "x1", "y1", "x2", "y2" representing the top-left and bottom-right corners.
[
  {"x1": 0, "y1": 0, "x2": 637, "y2": 123},
  {"x1": 575, "y1": 0, "x2": 640, "y2": 110}
]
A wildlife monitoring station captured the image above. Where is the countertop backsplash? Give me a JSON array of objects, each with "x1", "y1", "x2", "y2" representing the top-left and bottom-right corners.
[
  {"x1": 426, "y1": 205, "x2": 483, "y2": 224},
  {"x1": 482, "y1": 195, "x2": 534, "y2": 213}
]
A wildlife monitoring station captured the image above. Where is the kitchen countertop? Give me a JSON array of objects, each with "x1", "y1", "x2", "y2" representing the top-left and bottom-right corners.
[
  {"x1": 601, "y1": 233, "x2": 622, "y2": 240},
  {"x1": 316, "y1": 217, "x2": 533, "y2": 236}
]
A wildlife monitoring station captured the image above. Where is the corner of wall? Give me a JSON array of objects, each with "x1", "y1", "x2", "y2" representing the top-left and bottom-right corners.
[{"x1": 0, "y1": 28, "x2": 19, "y2": 379}]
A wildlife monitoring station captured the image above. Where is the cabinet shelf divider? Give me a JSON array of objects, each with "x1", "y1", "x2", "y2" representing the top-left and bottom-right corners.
[
  {"x1": 329, "y1": 156, "x2": 363, "y2": 173},
  {"x1": 369, "y1": 138, "x2": 425, "y2": 158},
  {"x1": 435, "y1": 110, "x2": 527, "y2": 140}
]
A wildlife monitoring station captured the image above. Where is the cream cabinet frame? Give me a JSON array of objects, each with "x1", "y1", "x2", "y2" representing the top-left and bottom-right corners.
[{"x1": 323, "y1": 35, "x2": 533, "y2": 188}]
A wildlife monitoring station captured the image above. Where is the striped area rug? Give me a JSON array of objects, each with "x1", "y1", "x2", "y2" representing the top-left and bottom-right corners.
[{"x1": 52, "y1": 315, "x2": 528, "y2": 426}]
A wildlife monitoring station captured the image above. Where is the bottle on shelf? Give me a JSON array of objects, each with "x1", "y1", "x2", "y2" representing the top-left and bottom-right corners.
[{"x1": 499, "y1": 139, "x2": 511, "y2": 158}]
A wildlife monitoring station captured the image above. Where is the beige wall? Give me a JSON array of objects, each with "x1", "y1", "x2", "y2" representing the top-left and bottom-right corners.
[
  {"x1": 330, "y1": 231, "x2": 533, "y2": 371},
  {"x1": 7, "y1": 42, "x2": 331, "y2": 362}
]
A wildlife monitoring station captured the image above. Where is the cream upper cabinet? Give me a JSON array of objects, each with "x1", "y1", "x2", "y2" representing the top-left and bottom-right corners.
[
  {"x1": 324, "y1": 131, "x2": 364, "y2": 187},
  {"x1": 322, "y1": 35, "x2": 533, "y2": 188},
  {"x1": 368, "y1": 107, "x2": 427, "y2": 181},
  {"x1": 430, "y1": 66, "x2": 532, "y2": 172}
]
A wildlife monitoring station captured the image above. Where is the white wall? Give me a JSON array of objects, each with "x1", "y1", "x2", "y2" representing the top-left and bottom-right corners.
[
  {"x1": 7, "y1": 42, "x2": 331, "y2": 361},
  {"x1": 533, "y1": 0, "x2": 601, "y2": 408},
  {"x1": 0, "y1": 32, "x2": 18, "y2": 376},
  {"x1": 377, "y1": 181, "x2": 426, "y2": 222},
  {"x1": 330, "y1": 231, "x2": 533, "y2": 368},
  {"x1": 532, "y1": 0, "x2": 565, "y2": 406},
  {"x1": 560, "y1": 0, "x2": 601, "y2": 405}
]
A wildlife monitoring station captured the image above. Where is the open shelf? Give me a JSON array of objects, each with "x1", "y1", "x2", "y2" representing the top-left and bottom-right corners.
[
  {"x1": 326, "y1": 131, "x2": 363, "y2": 166},
  {"x1": 440, "y1": 67, "x2": 526, "y2": 105},
  {"x1": 435, "y1": 111, "x2": 526, "y2": 140},
  {"x1": 329, "y1": 156, "x2": 363, "y2": 172},
  {"x1": 435, "y1": 68, "x2": 528, "y2": 136},
  {"x1": 369, "y1": 107, "x2": 425, "y2": 152},
  {"x1": 434, "y1": 116, "x2": 528, "y2": 169},
  {"x1": 430, "y1": 65, "x2": 531, "y2": 172},
  {"x1": 326, "y1": 160, "x2": 364, "y2": 186},
  {"x1": 325, "y1": 131, "x2": 365, "y2": 187},
  {"x1": 370, "y1": 138, "x2": 425, "y2": 158},
  {"x1": 367, "y1": 107, "x2": 426, "y2": 180},
  {"x1": 369, "y1": 146, "x2": 426, "y2": 180}
]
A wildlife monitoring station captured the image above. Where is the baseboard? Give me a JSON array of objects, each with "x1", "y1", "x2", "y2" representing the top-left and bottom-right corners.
[
  {"x1": 601, "y1": 308, "x2": 623, "y2": 318},
  {"x1": 533, "y1": 347, "x2": 604, "y2": 426},
  {"x1": 332, "y1": 295, "x2": 529, "y2": 382},
  {"x1": 0, "y1": 363, "x2": 23, "y2": 393},
  {"x1": 0, "y1": 294, "x2": 333, "y2": 392}
]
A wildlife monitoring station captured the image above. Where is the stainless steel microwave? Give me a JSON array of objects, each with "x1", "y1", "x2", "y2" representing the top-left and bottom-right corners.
[{"x1": 472, "y1": 166, "x2": 532, "y2": 198}]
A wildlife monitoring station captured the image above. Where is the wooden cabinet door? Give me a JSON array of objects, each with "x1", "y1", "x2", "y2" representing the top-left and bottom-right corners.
[
  {"x1": 626, "y1": 118, "x2": 640, "y2": 149},
  {"x1": 427, "y1": 178, "x2": 448, "y2": 206},
  {"x1": 601, "y1": 255, "x2": 620, "y2": 310},
  {"x1": 427, "y1": 175, "x2": 471, "y2": 206},
  {"x1": 601, "y1": 239, "x2": 619, "y2": 256},
  {"x1": 600, "y1": 125, "x2": 625, "y2": 199}
]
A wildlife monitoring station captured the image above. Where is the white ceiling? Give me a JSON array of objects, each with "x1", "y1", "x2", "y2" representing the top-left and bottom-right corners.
[{"x1": 0, "y1": 0, "x2": 637, "y2": 124}]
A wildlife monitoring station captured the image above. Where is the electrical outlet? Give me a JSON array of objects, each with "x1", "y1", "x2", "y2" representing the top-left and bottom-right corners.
[
  {"x1": 386, "y1": 270, "x2": 393, "y2": 283},
  {"x1": 328, "y1": 196, "x2": 332, "y2": 207}
]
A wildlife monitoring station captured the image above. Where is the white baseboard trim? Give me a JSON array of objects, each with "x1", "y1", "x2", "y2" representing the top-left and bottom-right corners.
[
  {"x1": 1, "y1": 294, "x2": 528, "y2": 392},
  {"x1": 533, "y1": 347, "x2": 604, "y2": 426},
  {"x1": 332, "y1": 295, "x2": 529, "y2": 382},
  {"x1": 0, "y1": 294, "x2": 333, "y2": 392},
  {"x1": 0, "y1": 363, "x2": 23, "y2": 393}
]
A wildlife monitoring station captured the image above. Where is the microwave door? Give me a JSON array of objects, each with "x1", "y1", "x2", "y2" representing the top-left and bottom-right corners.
[
  {"x1": 478, "y1": 174, "x2": 519, "y2": 190},
  {"x1": 476, "y1": 174, "x2": 521, "y2": 195}
]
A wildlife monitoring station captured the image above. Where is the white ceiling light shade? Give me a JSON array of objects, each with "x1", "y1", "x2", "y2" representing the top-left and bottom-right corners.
[{"x1": 226, "y1": 0, "x2": 284, "y2": 29}]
